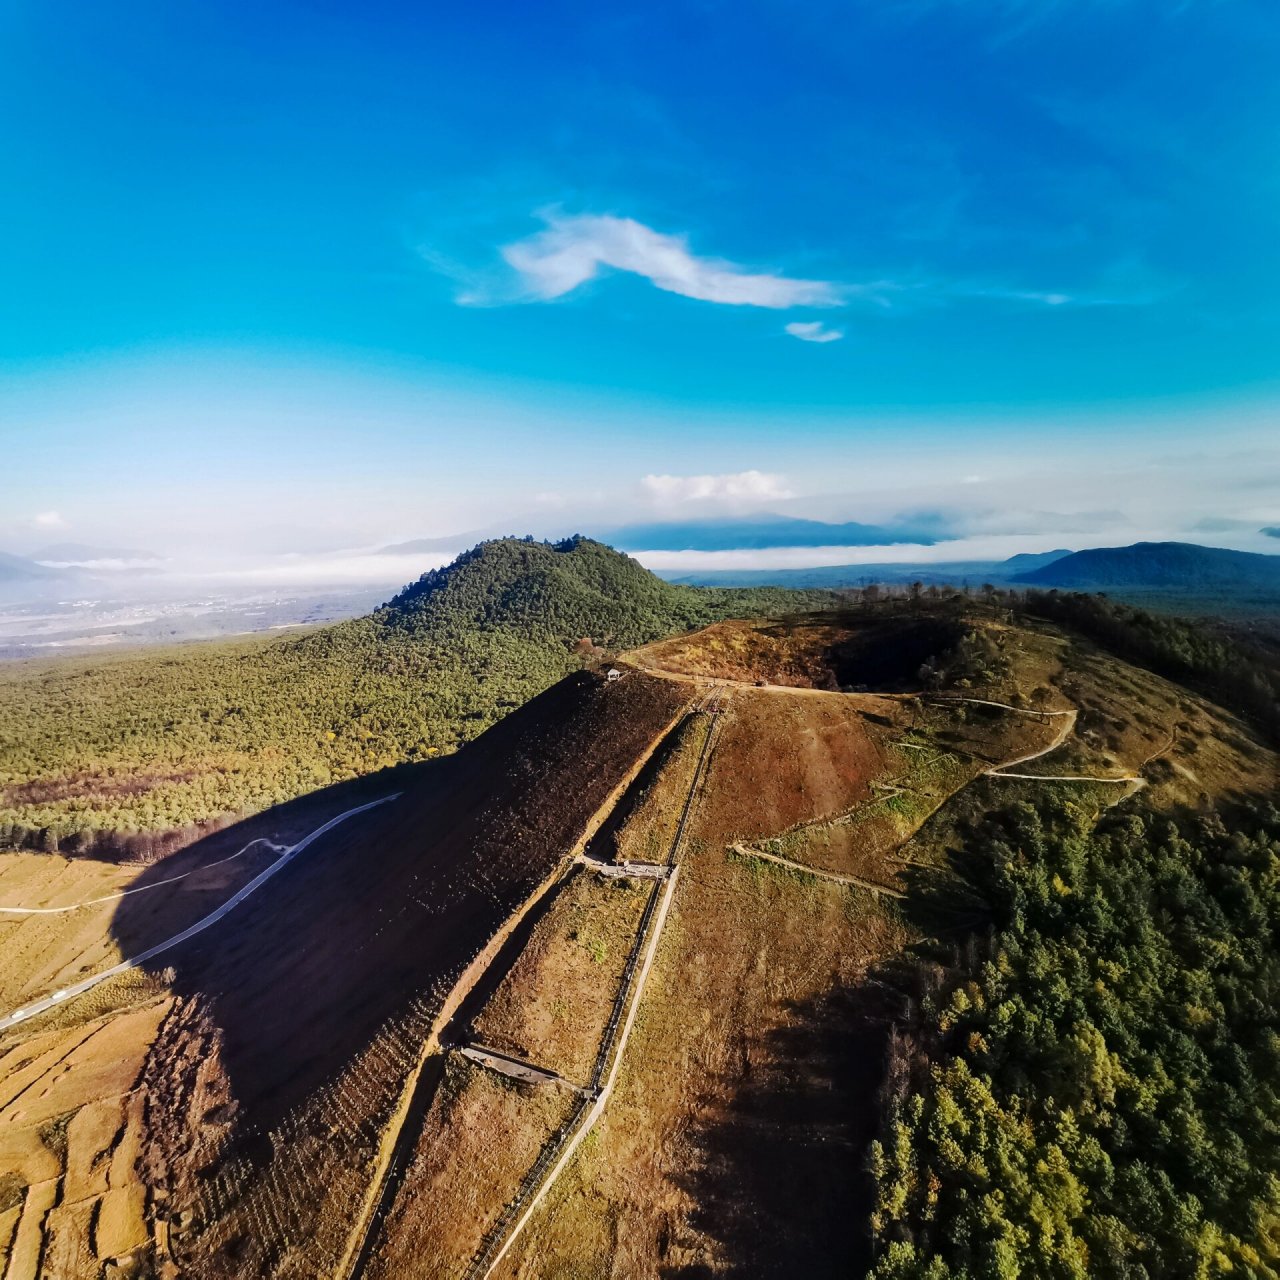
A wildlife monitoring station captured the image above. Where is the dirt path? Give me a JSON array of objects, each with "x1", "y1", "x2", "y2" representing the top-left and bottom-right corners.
[
  {"x1": 1, "y1": 795, "x2": 399, "y2": 1030},
  {"x1": 729, "y1": 843, "x2": 905, "y2": 898},
  {"x1": 920, "y1": 696, "x2": 1145, "y2": 784},
  {"x1": 469, "y1": 863, "x2": 684, "y2": 1280},
  {"x1": 339, "y1": 698, "x2": 702, "y2": 1280},
  {"x1": 461, "y1": 691, "x2": 726, "y2": 1280},
  {"x1": 728, "y1": 692, "x2": 1147, "y2": 887}
]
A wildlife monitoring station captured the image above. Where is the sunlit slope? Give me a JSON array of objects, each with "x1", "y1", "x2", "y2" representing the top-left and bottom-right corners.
[
  {"x1": 476, "y1": 612, "x2": 1277, "y2": 1278},
  {"x1": 3, "y1": 604, "x2": 1274, "y2": 1280}
]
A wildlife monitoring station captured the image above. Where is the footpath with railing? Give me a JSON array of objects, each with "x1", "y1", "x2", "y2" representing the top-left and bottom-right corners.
[{"x1": 461, "y1": 689, "x2": 725, "y2": 1279}]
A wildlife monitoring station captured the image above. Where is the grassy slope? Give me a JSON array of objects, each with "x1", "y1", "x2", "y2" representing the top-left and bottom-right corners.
[
  {"x1": 487, "y1": 613, "x2": 1277, "y2": 1277},
  {"x1": 0, "y1": 538, "x2": 830, "y2": 852}
]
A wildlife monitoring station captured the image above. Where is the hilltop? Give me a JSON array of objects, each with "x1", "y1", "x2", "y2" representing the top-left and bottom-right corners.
[
  {"x1": 0, "y1": 538, "x2": 830, "y2": 855},
  {"x1": 381, "y1": 535, "x2": 781, "y2": 642},
  {"x1": 1, "y1": 594, "x2": 1275, "y2": 1278}
]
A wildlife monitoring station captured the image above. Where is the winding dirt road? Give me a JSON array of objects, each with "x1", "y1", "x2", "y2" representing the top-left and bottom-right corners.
[
  {"x1": 1, "y1": 794, "x2": 399, "y2": 1030},
  {"x1": 0, "y1": 837, "x2": 290, "y2": 915},
  {"x1": 925, "y1": 696, "x2": 1142, "y2": 784}
]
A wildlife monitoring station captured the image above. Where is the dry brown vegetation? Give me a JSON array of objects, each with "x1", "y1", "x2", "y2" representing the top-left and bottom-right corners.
[
  {"x1": 0, "y1": 999, "x2": 168, "y2": 1279},
  {"x1": 471, "y1": 868, "x2": 651, "y2": 1084},
  {"x1": 499, "y1": 680, "x2": 917, "y2": 1277},
  {"x1": 2, "y1": 610, "x2": 1276, "y2": 1280},
  {"x1": 476, "y1": 616, "x2": 1276, "y2": 1277}
]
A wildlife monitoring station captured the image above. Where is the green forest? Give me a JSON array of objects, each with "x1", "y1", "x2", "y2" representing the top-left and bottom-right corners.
[
  {"x1": 869, "y1": 795, "x2": 1280, "y2": 1278},
  {"x1": 0, "y1": 537, "x2": 829, "y2": 856}
]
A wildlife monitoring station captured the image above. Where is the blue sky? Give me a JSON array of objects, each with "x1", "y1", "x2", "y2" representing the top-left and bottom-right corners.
[{"x1": 2, "y1": 0, "x2": 1278, "y2": 575}]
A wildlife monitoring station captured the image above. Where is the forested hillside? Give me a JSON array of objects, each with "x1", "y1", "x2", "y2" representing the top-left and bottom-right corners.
[
  {"x1": 1017, "y1": 589, "x2": 1280, "y2": 742},
  {"x1": 869, "y1": 795, "x2": 1280, "y2": 1278},
  {"x1": 0, "y1": 538, "x2": 828, "y2": 856}
]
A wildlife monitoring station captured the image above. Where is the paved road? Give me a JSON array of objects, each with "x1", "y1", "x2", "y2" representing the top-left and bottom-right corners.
[
  {"x1": 1, "y1": 794, "x2": 399, "y2": 1030},
  {"x1": 0, "y1": 838, "x2": 290, "y2": 915}
]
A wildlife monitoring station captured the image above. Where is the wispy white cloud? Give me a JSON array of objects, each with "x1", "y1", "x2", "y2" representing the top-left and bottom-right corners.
[
  {"x1": 641, "y1": 470, "x2": 794, "y2": 504},
  {"x1": 32, "y1": 510, "x2": 65, "y2": 529},
  {"x1": 785, "y1": 320, "x2": 845, "y2": 343},
  {"x1": 434, "y1": 208, "x2": 1165, "y2": 321},
  {"x1": 955, "y1": 277, "x2": 1168, "y2": 308},
  {"x1": 492, "y1": 213, "x2": 841, "y2": 309}
]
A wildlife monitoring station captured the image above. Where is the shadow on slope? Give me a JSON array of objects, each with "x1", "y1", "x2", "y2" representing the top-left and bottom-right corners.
[
  {"x1": 664, "y1": 985, "x2": 892, "y2": 1279},
  {"x1": 109, "y1": 669, "x2": 689, "y2": 1135}
]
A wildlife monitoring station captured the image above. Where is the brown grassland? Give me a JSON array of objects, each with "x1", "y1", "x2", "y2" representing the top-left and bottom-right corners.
[{"x1": 0, "y1": 610, "x2": 1275, "y2": 1279}]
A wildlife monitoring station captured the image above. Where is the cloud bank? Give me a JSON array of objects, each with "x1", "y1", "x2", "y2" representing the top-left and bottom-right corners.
[
  {"x1": 495, "y1": 213, "x2": 840, "y2": 308},
  {"x1": 641, "y1": 469, "x2": 794, "y2": 503}
]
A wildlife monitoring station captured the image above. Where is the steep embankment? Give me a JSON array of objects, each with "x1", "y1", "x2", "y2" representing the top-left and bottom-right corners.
[
  {"x1": 0, "y1": 666, "x2": 689, "y2": 1280},
  {"x1": 130, "y1": 667, "x2": 689, "y2": 1280}
]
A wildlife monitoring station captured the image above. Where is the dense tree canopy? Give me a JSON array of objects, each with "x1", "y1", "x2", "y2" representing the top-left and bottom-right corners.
[{"x1": 870, "y1": 796, "x2": 1280, "y2": 1278}]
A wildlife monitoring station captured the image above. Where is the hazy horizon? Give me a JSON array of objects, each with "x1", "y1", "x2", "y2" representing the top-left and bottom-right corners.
[{"x1": 4, "y1": 1, "x2": 1278, "y2": 585}]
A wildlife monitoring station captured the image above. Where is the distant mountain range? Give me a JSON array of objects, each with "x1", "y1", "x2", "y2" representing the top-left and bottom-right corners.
[
  {"x1": 658, "y1": 541, "x2": 1280, "y2": 602},
  {"x1": 0, "y1": 551, "x2": 63, "y2": 583},
  {"x1": 1012, "y1": 541, "x2": 1280, "y2": 590},
  {"x1": 32, "y1": 542, "x2": 161, "y2": 565},
  {"x1": 0, "y1": 543, "x2": 164, "y2": 597},
  {"x1": 380, "y1": 513, "x2": 951, "y2": 556},
  {"x1": 593, "y1": 513, "x2": 949, "y2": 551},
  {"x1": 4, "y1": 535, "x2": 1279, "y2": 618},
  {"x1": 658, "y1": 549, "x2": 1073, "y2": 589}
]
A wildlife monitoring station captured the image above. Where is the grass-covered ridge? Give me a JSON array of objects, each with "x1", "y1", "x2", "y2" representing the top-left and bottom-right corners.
[{"x1": 0, "y1": 537, "x2": 830, "y2": 855}]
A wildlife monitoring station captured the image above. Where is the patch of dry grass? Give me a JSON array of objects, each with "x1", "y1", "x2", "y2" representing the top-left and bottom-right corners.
[
  {"x1": 367, "y1": 1058, "x2": 578, "y2": 1280},
  {"x1": 472, "y1": 867, "x2": 650, "y2": 1084}
]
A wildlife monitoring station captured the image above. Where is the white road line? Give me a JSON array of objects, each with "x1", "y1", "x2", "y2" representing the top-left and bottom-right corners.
[
  {"x1": 1, "y1": 794, "x2": 399, "y2": 1030},
  {"x1": 0, "y1": 838, "x2": 291, "y2": 915}
]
